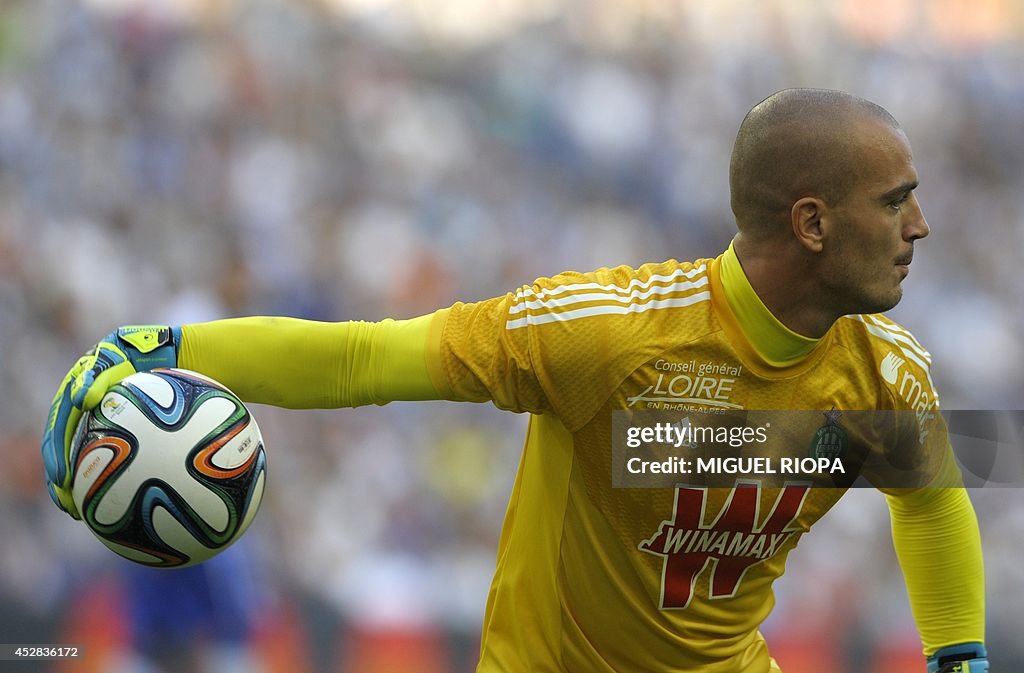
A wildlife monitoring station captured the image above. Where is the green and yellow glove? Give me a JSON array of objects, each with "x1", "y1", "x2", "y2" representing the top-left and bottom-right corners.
[{"x1": 41, "y1": 326, "x2": 180, "y2": 519}]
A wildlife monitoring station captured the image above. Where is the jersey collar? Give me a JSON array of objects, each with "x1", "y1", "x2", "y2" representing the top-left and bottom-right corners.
[{"x1": 714, "y1": 241, "x2": 823, "y2": 370}]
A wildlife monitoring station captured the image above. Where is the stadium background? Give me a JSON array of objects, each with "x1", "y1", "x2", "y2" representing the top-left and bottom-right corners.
[{"x1": 1, "y1": 0, "x2": 1022, "y2": 671}]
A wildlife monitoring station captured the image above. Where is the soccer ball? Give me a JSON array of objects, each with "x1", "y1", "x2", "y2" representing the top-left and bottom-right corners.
[{"x1": 70, "y1": 368, "x2": 267, "y2": 568}]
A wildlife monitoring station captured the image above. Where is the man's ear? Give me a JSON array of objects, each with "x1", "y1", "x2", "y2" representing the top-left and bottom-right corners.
[{"x1": 791, "y1": 196, "x2": 827, "y2": 253}]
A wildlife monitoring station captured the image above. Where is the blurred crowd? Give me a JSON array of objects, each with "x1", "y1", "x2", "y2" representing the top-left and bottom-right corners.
[{"x1": 1, "y1": 0, "x2": 1022, "y2": 671}]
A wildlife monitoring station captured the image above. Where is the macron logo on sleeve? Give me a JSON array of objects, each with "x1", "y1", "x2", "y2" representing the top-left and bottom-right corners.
[{"x1": 880, "y1": 351, "x2": 904, "y2": 385}]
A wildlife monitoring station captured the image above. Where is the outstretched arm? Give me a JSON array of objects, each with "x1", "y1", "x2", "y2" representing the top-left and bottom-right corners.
[
  {"x1": 44, "y1": 284, "x2": 556, "y2": 517},
  {"x1": 180, "y1": 313, "x2": 449, "y2": 408},
  {"x1": 42, "y1": 311, "x2": 452, "y2": 518}
]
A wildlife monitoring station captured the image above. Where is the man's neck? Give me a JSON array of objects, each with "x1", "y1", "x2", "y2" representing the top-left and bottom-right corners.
[
  {"x1": 730, "y1": 234, "x2": 839, "y2": 339},
  {"x1": 718, "y1": 241, "x2": 821, "y2": 366}
]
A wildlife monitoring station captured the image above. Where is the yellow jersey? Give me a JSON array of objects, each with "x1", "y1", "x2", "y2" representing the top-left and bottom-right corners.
[{"x1": 426, "y1": 247, "x2": 950, "y2": 673}]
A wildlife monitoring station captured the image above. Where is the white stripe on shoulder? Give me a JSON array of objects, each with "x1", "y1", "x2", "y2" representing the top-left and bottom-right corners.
[
  {"x1": 862, "y1": 314, "x2": 931, "y2": 364},
  {"x1": 509, "y1": 275, "x2": 708, "y2": 315},
  {"x1": 506, "y1": 291, "x2": 711, "y2": 329},
  {"x1": 512, "y1": 264, "x2": 708, "y2": 305}
]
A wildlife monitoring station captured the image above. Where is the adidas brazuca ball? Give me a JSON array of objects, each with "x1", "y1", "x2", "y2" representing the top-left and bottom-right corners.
[{"x1": 71, "y1": 368, "x2": 267, "y2": 568}]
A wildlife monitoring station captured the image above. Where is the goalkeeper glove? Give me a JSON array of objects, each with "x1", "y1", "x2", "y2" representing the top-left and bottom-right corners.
[
  {"x1": 927, "y1": 643, "x2": 989, "y2": 673},
  {"x1": 41, "y1": 326, "x2": 180, "y2": 519}
]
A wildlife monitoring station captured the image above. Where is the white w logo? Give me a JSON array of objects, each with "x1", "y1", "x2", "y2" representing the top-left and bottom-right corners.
[{"x1": 880, "y1": 351, "x2": 905, "y2": 385}]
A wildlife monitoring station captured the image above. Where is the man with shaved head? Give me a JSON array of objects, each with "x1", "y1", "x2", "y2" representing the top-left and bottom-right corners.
[
  {"x1": 44, "y1": 89, "x2": 986, "y2": 672},
  {"x1": 731, "y1": 89, "x2": 925, "y2": 333}
]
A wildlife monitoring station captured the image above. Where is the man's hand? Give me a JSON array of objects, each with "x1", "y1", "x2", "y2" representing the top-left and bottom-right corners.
[
  {"x1": 927, "y1": 643, "x2": 989, "y2": 673},
  {"x1": 41, "y1": 326, "x2": 180, "y2": 519}
]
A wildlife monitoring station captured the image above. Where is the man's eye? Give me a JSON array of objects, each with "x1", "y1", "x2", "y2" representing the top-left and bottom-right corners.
[{"x1": 889, "y1": 194, "x2": 910, "y2": 211}]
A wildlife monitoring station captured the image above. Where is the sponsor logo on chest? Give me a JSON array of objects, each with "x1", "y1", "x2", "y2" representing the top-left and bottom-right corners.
[{"x1": 628, "y1": 359, "x2": 744, "y2": 410}]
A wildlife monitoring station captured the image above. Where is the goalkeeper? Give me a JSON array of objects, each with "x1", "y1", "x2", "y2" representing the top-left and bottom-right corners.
[{"x1": 42, "y1": 89, "x2": 986, "y2": 672}]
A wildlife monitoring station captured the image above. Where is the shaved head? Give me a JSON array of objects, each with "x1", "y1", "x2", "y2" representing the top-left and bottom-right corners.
[{"x1": 729, "y1": 89, "x2": 901, "y2": 237}]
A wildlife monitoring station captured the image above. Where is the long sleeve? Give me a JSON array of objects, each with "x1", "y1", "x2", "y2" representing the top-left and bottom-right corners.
[
  {"x1": 886, "y1": 486, "x2": 985, "y2": 656},
  {"x1": 178, "y1": 312, "x2": 448, "y2": 408}
]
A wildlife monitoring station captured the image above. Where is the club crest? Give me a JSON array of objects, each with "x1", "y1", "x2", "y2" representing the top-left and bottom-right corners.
[{"x1": 809, "y1": 408, "x2": 847, "y2": 461}]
